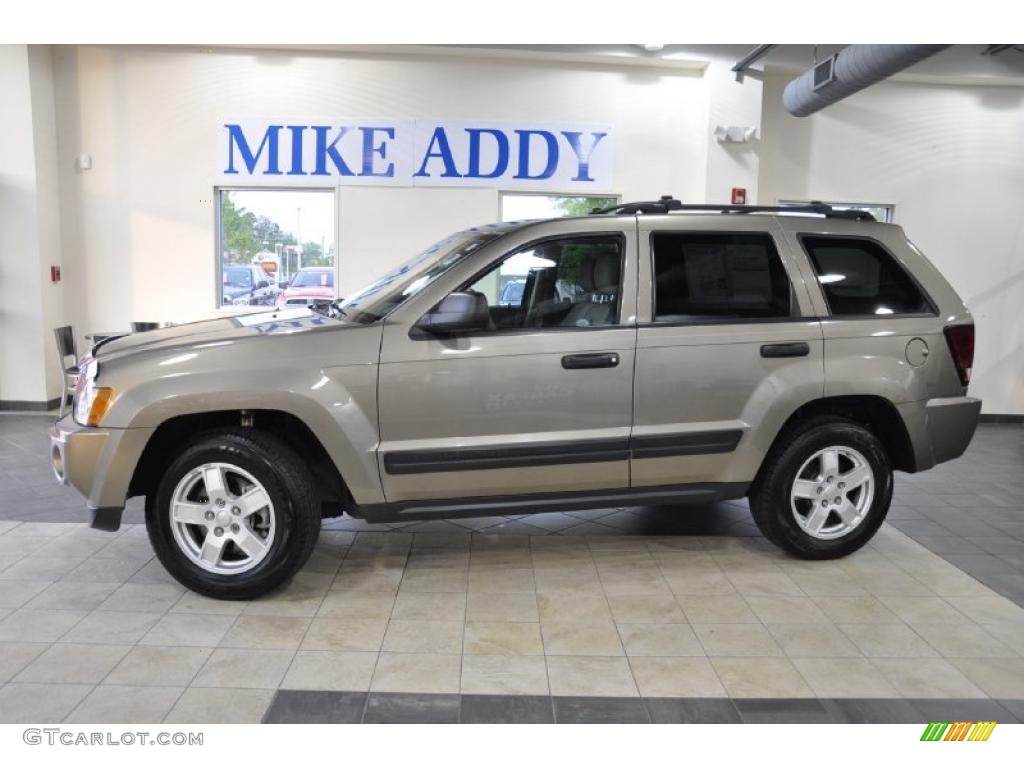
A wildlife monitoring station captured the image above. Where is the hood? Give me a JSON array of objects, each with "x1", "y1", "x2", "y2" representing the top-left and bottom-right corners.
[{"x1": 94, "y1": 307, "x2": 343, "y2": 361}]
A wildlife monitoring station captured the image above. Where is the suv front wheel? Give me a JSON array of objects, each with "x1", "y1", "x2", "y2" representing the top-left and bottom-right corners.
[
  {"x1": 749, "y1": 417, "x2": 893, "y2": 559},
  {"x1": 146, "y1": 429, "x2": 321, "y2": 599}
]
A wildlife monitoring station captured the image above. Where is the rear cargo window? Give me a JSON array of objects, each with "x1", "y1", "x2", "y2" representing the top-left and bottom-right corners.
[
  {"x1": 651, "y1": 232, "x2": 792, "y2": 322},
  {"x1": 802, "y1": 236, "x2": 933, "y2": 317}
]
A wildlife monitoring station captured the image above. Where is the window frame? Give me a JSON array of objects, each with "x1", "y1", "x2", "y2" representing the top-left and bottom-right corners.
[
  {"x1": 442, "y1": 231, "x2": 630, "y2": 337},
  {"x1": 644, "y1": 230, "x2": 801, "y2": 328},
  {"x1": 797, "y1": 233, "x2": 939, "y2": 320},
  {"x1": 498, "y1": 191, "x2": 622, "y2": 222},
  {"x1": 214, "y1": 185, "x2": 339, "y2": 310}
]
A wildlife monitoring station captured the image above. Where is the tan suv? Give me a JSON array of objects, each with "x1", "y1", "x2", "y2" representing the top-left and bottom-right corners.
[{"x1": 50, "y1": 198, "x2": 981, "y2": 599}]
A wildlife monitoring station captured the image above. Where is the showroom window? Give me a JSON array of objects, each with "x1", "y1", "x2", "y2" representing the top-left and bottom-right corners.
[
  {"x1": 779, "y1": 199, "x2": 894, "y2": 223},
  {"x1": 801, "y1": 236, "x2": 934, "y2": 317},
  {"x1": 216, "y1": 188, "x2": 337, "y2": 308},
  {"x1": 500, "y1": 193, "x2": 619, "y2": 221},
  {"x1": 651, "y1": 232, "x2": 793, "y2": 322},
  {"x1": 463, "y1": 235, "x2": 623, "y2": 330}
]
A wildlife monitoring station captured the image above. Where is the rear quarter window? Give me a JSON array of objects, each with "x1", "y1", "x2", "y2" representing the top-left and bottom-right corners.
[{"x1": 801, "y1": 236, "x2": 933, "y2": 317}]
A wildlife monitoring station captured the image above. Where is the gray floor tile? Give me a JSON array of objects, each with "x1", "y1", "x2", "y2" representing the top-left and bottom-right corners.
[
  {"x1": 460, "y1": 694, "x2": 554, "y2": 723},
  {"x1": 911, "y1": 697, "x2": 1019, "y2": 724},
  {"x1": 262, "y1": 690, "x2": 368, "y2": 723},
  {"x1": 362, "y1": 692, "x2": 460, "y2": 723},
  {"x1": 553, "y1": 696, "x2": 651, "y2": 723},
  {"x1": 734, "y1": 697, "x2": 847, "y2": 724},
  {"x1": 644, "y1": 697, "x2": 741, "y2": 723},
  {"x1": 829, "y1": 698, "x2": 926, "y2": 724}
]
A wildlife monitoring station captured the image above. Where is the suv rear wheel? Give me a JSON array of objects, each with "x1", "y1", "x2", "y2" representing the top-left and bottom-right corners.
[
  {"x1": 146, "y1": 429, "x2": 321, "y2": 599},
  {"x1": 749, "y1": 417, "x2": 893, "y2": 559}
]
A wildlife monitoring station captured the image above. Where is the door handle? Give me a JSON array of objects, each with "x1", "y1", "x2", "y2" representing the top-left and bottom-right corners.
[
  {"x1": 561, "y1": 352, "x2": 620, "y2": 370},
  {"x1": 760, "y1": 342, "x2": 810, "y2": 358}
]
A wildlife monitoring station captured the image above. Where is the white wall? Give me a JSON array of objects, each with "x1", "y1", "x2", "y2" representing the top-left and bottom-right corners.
[
  {"x1": 51, "y1": 46, "x2": 713, "y2": 338},
  {"x1": 760, "y1": 73, "x2": 1024, "y2": 415},
  {"x1": 0, "y1": 45, "x2": 65, "y2": 405}
]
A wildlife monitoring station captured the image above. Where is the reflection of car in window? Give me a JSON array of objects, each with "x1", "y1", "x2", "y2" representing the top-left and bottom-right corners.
[
  {"x1": 276, "y1": 267, "x2": 337, "y2": 308},
  {"x1": 222, "y1": 265, "x2": 277, "y2": 306},
  {"x1": 498, "y1": 279, "x2": 526, "y2": 306}
]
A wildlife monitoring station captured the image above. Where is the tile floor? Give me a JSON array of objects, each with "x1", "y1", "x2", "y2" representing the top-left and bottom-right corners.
[{"x1": 0, "y1": 414, "x2": 1021, "y2": 723}]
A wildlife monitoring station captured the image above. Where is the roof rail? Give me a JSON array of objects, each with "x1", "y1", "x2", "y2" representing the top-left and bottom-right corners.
[{"x1": 590, "y1": 196, "x2": 876, "y2": 221}]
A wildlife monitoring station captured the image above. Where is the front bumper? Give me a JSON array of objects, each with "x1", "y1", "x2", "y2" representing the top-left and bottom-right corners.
[{"x1": 49, "y1": 415, "x2": 153, "y2": 531}]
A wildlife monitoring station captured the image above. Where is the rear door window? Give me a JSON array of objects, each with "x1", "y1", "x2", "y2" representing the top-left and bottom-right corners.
[
  {"x1": 651, "y1": 232, "x2": 793, "y2": 322},
  {"x1": 801, "y1": 236, "x2": 933, "y2": 317}
]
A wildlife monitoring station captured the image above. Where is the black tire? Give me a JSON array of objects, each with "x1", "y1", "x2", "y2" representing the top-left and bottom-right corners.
[
  {"x1": 749, "y1": 417, "x2": 893, "y2": 559},
  {"x1": 146, "y1": 428, "x2": 320, "y2": 599}
]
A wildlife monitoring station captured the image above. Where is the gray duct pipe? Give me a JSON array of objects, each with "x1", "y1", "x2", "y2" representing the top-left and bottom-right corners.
[{"x1": 783, "y1": 44, "x2": 950, "y2": 117}]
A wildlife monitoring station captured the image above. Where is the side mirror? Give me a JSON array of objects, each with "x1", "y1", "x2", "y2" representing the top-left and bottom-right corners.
[{"x1": 416, "y1": 291, "x2": 490, "y2": 334}]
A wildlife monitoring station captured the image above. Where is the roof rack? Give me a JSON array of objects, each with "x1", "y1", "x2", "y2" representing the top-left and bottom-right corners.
[{"x1": 590, "y1": 196, "x2": 876, "y2": 221}]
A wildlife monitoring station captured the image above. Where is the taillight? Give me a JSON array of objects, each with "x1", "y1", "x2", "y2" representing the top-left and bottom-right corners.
[{"x1": 944, "y1": 324, "x2": 974, "y2": 387}]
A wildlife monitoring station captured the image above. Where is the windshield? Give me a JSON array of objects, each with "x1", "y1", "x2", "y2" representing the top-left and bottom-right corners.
[
  {"x1": 341, "y1": 230, "x2": 501, "y2": 324},
  {"x1": 291, "y1": 270, "x2": 334, "y2": 288},
  {"x1": 224, "y1": 266, "x2": 252, "y2": 288}
]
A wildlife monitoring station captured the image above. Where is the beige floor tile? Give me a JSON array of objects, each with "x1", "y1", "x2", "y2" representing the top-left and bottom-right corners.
[
  {"x1": 676, "y1": 594, "x2": 758, "y2": 624},
  {"x1": 980, "y1": 622, "x2": 1024, "y2": 654},
  {"x1": 281, "y1": 650, "x2": 377, "y2": 691},
  {"x1": 0, "y1": 609, "x2": 87, "y2": 642},
  {"x1": 948, "y1": 657, "x2": 1024, "y2": 698},
  {"x1": 382, "y1": 619, "x2": 463, "y2": 654},
  {"x1": 466, "y1": 592, "x2": 538, "y2": 623},
  {"x1": 855, "y1": 570, "x2": 933, "y2": 597},
  {"x1": 533, "y1": 567, "x2": 604, "y2": 595},
  {"x1": 220, "y1": 615, "x2": 311, "y2": 650},
  {"x1": 598, "y1": 571, "x2": 672, "y2": 597},
  {"x1": 370, "y1": 652, "x2": 461, "y2": 693},
  {"x1": 301, "y1": 617, "x2": 387, "y2": 652},
  {"x1": 468, "y1": 568, "x2": 536, "y2": 594},
  {"x1": 877, "y1": 596, "x2": 972, "y2": 626},
  {"x1": 171, "y1": 592, "x2": 249, "y2": 616},
  {"x1": 0, "y1": 580, "x2": 51, "y2": 610},
  {"x1": 140, "y1": 612, "x2": 237, "y2": 647},
  {"x1": 244, "y1": 572, "x2": 333, "y2": 616},
  {"x1": 398, "y1": 569, "x2": 468, "y2": 593},
  {"x1": 192, "y1": 648, "x2": 294, "y2": 689},
  {"x1": 66, "y1": 684, "x2": 183, "y2": 724},
  {"x1": 745, "y1": 596, "x2": 829, "y2": 624},
  {"x1": 165, "y1": 687, "x2": 274, "y2": 723},
  {"x1": 911, "y1": 622, "x2": 1017, "y2": 658},
  {"x1": 464, "y1": 621, "x2": 543, "y2": 655},
  {"x1": 628, "y1": 657, "x2": 726, "y2": 697},
  {"x1": 391, "y1": 591, "x2": 466, "y2": 622},
  {"x1": 693, "y1": 623, "x2": 783, "y2": 657},
  {"x1": 946, "y1": 594, "x2": 1024, "y2": 625},
  {"x1": 838, "y1": 623, "x2": 939, "y2": 658},
  {"x1": 15, "y1": 642, "x2": 130, "y2": 684},
  {"x1": 546, "y1": 655, "x2": 638, "y2": 696},
  {"x1": 541, "y1": 619, "x2": 624, "y2": 656},
  {"x1": 871, "y1": 657, "x2": 987, "y2": 698},
  {"x1": 537, "y1": 593, "x2": 611, "y2": 623},
  {"x1": 318, "y1": 590, "x2": 396, "y2": 620},
  {"x1": 912, "y1": 570, "x2": 991, "y2": 598},
  {"x1": 711, "y1": 657, "x2": 815, "y2": 698},
  {"x1": 663, "y1": 570, "x2": 737, "y2": 597},
  {"x1": 0, "y1": 682, "x2": 92, "y2": 723},
  {"x1": 766, "y1": 623, "x2": 861, "y2": 658},
  {"x1": 0, "y1": 556, "x2": 84, "y2": 581},
  {"x1": 62, "y1": 611, "x2": 163, "y2": 645},
  {"x1": 106, "y1": 645, "x2": 213, "y2": 686},
  {"x1": 98, "y1": 583, "x2": 185, "y2": 612},
  {"x1": 0, "y1": 642, "x2": 48, "y2": 683},
  {"x1": 331, "y1": 569, "x2": 404, "y2": 593},
  {"x1": 618, "y1": 623, "x2": 703, "y2": 657},
  {"x1": 726, "y1": 570, "x2": 803, "y2": 597},
  {"x1": 22, "y1": 581, "x2": 121, "y2": 611},
  {"x1": 606, "y1": 594, "x2": 685, "y2": 624},
  {"x1": 812, "y1": 595, "x2": 901, "y2": 624},
  {"x1": 778, "y1": 562, "x2": 868, "y2": 597},
  {"x1": 791, "y1": 657, "x2": 900, "y2": 698},
  {"x1": 461, "y1": 654, "x2": 549, "y2": 695}
]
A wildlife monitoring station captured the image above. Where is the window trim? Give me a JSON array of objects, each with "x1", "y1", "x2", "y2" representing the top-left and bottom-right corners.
[
  {"x1": 797, "y1": 233, "x2": 939, "y2": 320},
  {"x1": 214, "y1": 185, "x2": 338, "y2": 310},
  {"x1": 411, "y1": 231, "x2": 630, "y2": 339},
  {"x1": 645, "y1": 230, "x2": 800, "y2": 328}
]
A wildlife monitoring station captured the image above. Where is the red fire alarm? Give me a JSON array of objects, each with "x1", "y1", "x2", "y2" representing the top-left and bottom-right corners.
[
  {"x1": 731, "y1": 187, "x2": 747, "y2": 205},
  {"x1": 50, "y1": 266, "x2": 61, "y2": 283}
]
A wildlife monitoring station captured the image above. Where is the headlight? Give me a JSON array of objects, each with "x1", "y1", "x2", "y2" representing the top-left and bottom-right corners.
[{"x1": 73, "y1": 357, "x2": 115, "y2": 426}]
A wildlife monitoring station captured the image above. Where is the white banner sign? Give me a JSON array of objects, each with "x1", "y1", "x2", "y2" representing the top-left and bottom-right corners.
[{"x1": 218, "y1": 119, "x2": 613, "y2": 191}]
